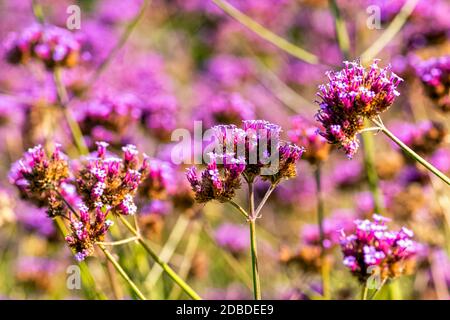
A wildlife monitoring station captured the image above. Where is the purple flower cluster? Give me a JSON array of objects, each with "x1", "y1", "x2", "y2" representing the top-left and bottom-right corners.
[
  {"x1": 187, "y1": 152, "x2": 246, "y2": 203},
  {"x1": 8, "y1": 144, "x2": 69, "y2": 214},
  {"x1": 65, "y1": 204, "x2": 114, "y2": 261},
  {"x1": 75, "y1": 142, "x2": 148, "y2": 215},
  {"x1": 186, "y1": 120, "x2": 303, "y2": 203},
  {"x1": 4, "y1": 24, "x2": 84, "y2": 69},
  {"x1": 316, "y1": 60, "x2": 403, "y2": 158},
  {"x1": 415, "y1": 56, "x2": 450, "y2": 112},
  {"x1": 340, "y1": 214, "x2": 417, "y2": 282},
  {"x1": 215, "y1": 223, "x2": 250, "y2": 255},
  {"x1": 288, "y1": 115, "x2": 331, "y2": 165}
]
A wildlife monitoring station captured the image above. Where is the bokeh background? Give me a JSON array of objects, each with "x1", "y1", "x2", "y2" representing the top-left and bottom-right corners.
[{"x1": 0, "y1": 0, "x2": 449, "y2": 300}]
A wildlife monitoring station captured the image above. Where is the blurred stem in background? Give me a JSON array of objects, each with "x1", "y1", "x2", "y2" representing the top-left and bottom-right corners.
[
  {"x1": 372, "y1": 118, "x2": 450, "y2": 186},
  {"x1": 360, "y1": 0, "x2": 420, "y2": 64},
  {"x1": 361, "y1": 120, "x2": 385, "y2": 214},
  {"x1": 328, "y1": 0, "x2": 385, "y2": 215},
  {"x1": 328, "y1": 0, "x2": 351, "y2": 59},
  {"x1": 146, "y1": 214, "x2": 190, "y2": 296},
  {"x1": 168, "y1": 221, "x2": 203, "y2": 300},
  {"x1": 212, "y1": 0, "x2": 320, "y2": 65},
  {"x1": 84, "y1": 0, "x2": 151, "y2": 92},
  {"x1": 118, "y1": 215, "x2": 202, "y2": 300},
  {"x1": 52, "y1": 68, "x2": 89, "y2": 156},
  {"x1": 98, "y1": 244, "x2": 147, "y2": 300},
  {"x1": 314, "y1": 164, "x2": 330, "y2": 299}
]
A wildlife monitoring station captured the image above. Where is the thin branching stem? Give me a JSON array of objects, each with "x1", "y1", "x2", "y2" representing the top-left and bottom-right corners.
[{"x1": 117, "y1": 215, "x2": 202, "y2": 300}]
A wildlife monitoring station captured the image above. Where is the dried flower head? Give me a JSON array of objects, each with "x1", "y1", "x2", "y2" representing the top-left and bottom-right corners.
[
  {"x1": 9, "y1": 144, "x2": 69, "y2": 215},
  {"x1": 75, "y1": 142, "x2": 147, "y2": 215},
  {"x1": 65, "y1": 204, "x2": 114, "y2": 261},
  {"x1": 4, "y1": 24, "x2": 84, "y2": 69},
  {"x1": 340, "y1": 214, "x2": 417, "y2": 283},
  {"x1": 186, "y1": 153, "x2": 246, "y2": 203},
  {"x1": 186, "y1": 120, "x2": 303, "y2": 203},
  {"x1": 316, "y1": 60, "x2": 403, "y2": 158}
]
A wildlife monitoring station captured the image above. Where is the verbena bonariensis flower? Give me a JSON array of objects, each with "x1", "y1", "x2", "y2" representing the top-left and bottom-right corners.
[
  {"x1": 186, "y1": 152, "x2": 246, "y2": 203},
  {"x1": 316, "y1": 59, "x2": 403, "y2": 158},
  {"x1": 340, "y1": 214, "x2": 417, "y2": 283},
  {"x1": 75, "y1": 142, "x2": 148, "y2": 215},
  {"x1": 242, "y1": 120, "x2": 297, "y2": 182},
  {"x1": 65, "y1": 203, "x2": 114, "y2": 261},
  {"x1": 186, "y1": 120, "x2": 303, "y2": 203},
  {"x1": 8, "y1": 144, "x2": 69, "y2": 216},
  {"x1": 391, "y1": 120, "x2": 447, "y2": 156},
  {"x1": 215, "y1": 223, "x2": 250, "y2": 255},
  {"x1": 415, "y1": 56, "x2": 450, "y2": 112},
  {"x1": 4, "y1": 24, "x2": 84, "y2": 70},
  {"x1": 288, "y1": 115, "x2": 331, "y2": 165}
]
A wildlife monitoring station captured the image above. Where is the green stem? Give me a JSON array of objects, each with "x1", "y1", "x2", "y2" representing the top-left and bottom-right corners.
[
  {"x1": 229, "y1": 200, "x2": 249, "y2": 219},
  {"x1": 145, "y1": 214, "x2": 190, "y2": 290},
  {"x1": 361, "y1": 284, "x2": 369, "y2": 300},
  {"x1": 360, "y1": 0, "x2": 419, "y2": 64},
  {"x1": 118, "y1": 215, "x2": 202, "y2": 300},
  {"x1": 249, "y1": 219, "x2": 261, "y2": 300},
  {"x1": 212, "y1": 0, "x2": 319, "y2": 64},
  {"x1": 361, "y1": 119, "x2": 385, "y2": 213},
  {"x1": 97, "y1": 237, "x2": 139, "y2": 246},
  {"x1": 53, "y1": 217, "x2": 106, "y2": 300},
  {"x1": 328, "y1": 0, "x2": 351, "y2": 59},
  {"x1": 314, "y1": 164, "x2": 330, "y2": 299},
  {"x1": 248, "y1": 182, "x2": 261, "y2": 300},
  {"x1": 85, "y1": 0, "x2": 151, "y2": 90},
  {"x1": 31, "y1": 0, "x2": 45, "y2": 24},
  {"x1": 373, "y1": 120, "x2": 450, "y2": 186},
  {"x1": 254, "y1": 183, "x2": 277, "y2": 218},
  {"x1": 98, "y1": 244, "x2": 147, "y2": 300},
  {"x1": 168, "y1": 221, "x2": 202, "y2": 300},
  {"x1": 52, "y1": 68, "x2": 89, "y2": 155}
]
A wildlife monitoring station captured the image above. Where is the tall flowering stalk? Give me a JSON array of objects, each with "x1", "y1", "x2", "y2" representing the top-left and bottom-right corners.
[
  {"x1": 9, "y1": 142, "x2": 202, "y2": 300},
  {"x1": 340, "y1": 214, "x2": 417, "y2": 299},
  {"x1": 187, "y1": 120, "x2": 304, "y2": 299},
  {"x1": 315, "y1": 59, "x2": 450, "y2": 186}
]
